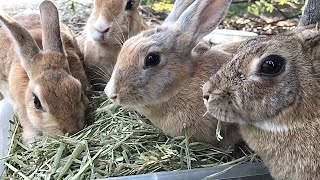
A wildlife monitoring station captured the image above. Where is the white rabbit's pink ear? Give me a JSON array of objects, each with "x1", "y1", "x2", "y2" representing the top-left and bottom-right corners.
[
  {"x1": 0, "y1": 13, "x2": 41, "y2": 71},
  {"x1": 174, "y1": 0, "x2": 231, "y2": 46},
  {"x1": 39, "y1": 0, "x2": 65, "y2": 54},
  {"x1": 163, "y1": 0, "x2": 195, "y2": 24}
]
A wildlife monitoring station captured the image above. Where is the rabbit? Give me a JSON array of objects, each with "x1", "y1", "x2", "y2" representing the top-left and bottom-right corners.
[
  {"x1": 0, "y1": 0, "x2": 89, "y2": 147},
  {"x1": 78, "y1": 0, "x2": 147, "y2": 91},
  {"x1": 202, "y1": 24, "x2": 320, "y2": 179},
  {"x1": 104, "y1": 0, "x2": 242, "y2": 148}
]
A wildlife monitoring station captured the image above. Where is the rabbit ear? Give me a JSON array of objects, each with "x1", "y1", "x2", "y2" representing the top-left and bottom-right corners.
[
  {"x1": 39, "y1": 0, "x2": 65, "y2": 54},
  {"x1": 0, "y1": 13, "x2": 41, "y2": 61},
  {"x1": 173, "y1": 0, "x2": 231, "y2": 46},
  {"x1": 294, "y1": 23, "x2": 320, "y2": 47},
  {"x1": 163, "y1": 0, "x2": 195, "y2": 24},
  {"x1": 303, "y1": 29, "x2": 320, "y2": 47},
  {"x1": 298, "y1": 0, "x2": 320, "y2": 27}
]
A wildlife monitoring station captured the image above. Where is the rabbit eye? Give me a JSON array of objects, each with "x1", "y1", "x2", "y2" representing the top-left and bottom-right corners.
[
  {"x1": 125, "y1": 0, "x2": 133, "y2": 11},
  {"x1": 259, "y1": 55, "x2": 285, "y2": 76},
  {"x1": 33, "y1": 93, "x2": 43, "y2": 111},
  {"x1": 144, "y1": 52, "x2": 161, "y2": 68}
]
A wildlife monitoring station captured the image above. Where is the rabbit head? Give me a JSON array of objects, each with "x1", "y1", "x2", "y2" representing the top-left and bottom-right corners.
[
  {"x1": 105, "y1": 0, "x2": 232, "y2": 107},
  {"x1": 86, "y1": 0, "x2": 141, "y2": 44},
  {"x1": 0, "y1": 1, "x2": 88, "y2": 136},
  {"x1": 203, "y1": 26, "x2": 320, "y2": 132}
]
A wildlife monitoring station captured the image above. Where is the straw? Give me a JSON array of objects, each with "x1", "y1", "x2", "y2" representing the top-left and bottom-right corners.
[{"x1": 3, "y1": 93, "x2": 259, "y2": 179}]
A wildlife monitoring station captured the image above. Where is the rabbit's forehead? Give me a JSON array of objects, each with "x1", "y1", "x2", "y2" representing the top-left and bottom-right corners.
[
  {"x1": 143, "y1": 27, "x2": 175, "y2": 46},
  {"x1": 121, "y1": 29, "x2": 171, "y2": 56},
  {"x1": 119, "y1": 35, "x2": 152, "y2": 63},
  {"x1": 35, "y1": 73, "x2": 82, "y2": 101},
  {"x1": 95, "y1": 0, "x2": 126, "y2": 15}
]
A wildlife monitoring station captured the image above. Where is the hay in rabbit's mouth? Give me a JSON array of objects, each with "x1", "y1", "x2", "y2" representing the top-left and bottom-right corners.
[{"x1": 2, "y1": 93, "x2": 259, "y2": 179}]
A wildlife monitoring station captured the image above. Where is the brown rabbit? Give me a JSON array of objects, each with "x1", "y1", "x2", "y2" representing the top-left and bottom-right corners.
[
  {"x1": 0, "y1": 1, "x2": 89, "y2": 147},
  {"x1": 203, "y1": 23, "x2": 320, "y2": 179},
  {"x1": 104, "y1": 0, "x2": 241, "y2": 148},
  {"x1": 78, "y1": 0, "x2": 147, "y2": 90}
]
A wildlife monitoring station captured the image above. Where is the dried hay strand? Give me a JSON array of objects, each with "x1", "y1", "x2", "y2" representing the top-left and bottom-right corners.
[{"x1": 2, "y1": 94, "x2": 258, "y2": 179}]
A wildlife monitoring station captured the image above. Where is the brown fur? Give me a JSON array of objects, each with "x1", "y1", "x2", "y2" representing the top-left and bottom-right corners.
[
  {"x1": 120, "y1": 36, "x2": 240, "y2": 146},
  {"x1": 78, "y1": 0, "x2": 147, "y2": 90},
  {"x1": 0, "y1": 1, "x2": 88, "y2": 146},
  {"x1": 105, "y1": 0, "x2": 241, "y2": 148},
  {"x1": 203, "y1": 26, "x2": 320, "y2": 179}
]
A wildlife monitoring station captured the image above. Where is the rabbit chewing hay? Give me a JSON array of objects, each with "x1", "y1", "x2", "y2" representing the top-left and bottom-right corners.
[
  {"x1": 5, "y1": 95, "x2": 259, "y2": 179},
  {"x1": 203, "y1": 111, "x2": 223, "y2": 141},
  {"x1": 216, "y1": 120, "x2": 223, "y2": 141}
]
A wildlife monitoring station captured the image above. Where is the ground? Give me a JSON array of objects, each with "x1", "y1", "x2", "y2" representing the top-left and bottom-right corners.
[
  {"x1": 1, "y1": 0, "x2": 301, "y2": 35},
  {"x1": 0, "y1": 0, "x2": 302, "y2": 100}
]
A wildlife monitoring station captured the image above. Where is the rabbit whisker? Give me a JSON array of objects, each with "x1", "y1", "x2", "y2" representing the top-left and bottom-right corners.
[
  {"x1": 91, "y1": 82, "x2": 107, "y2": 86},
  {"x1": 88, "y1": 77, "x2": 108, "y2": 83},
  {"x1": 87, "y1": 69, "x2": 110, "y2": 81},
  {"x1": 111, "y1": 14, "x2": 126, "y2": 44},
  {"x1": 203, "y1": 111, "x2": 210, "y2": 117},
  {"x1": 127, "y1": 18, "x2": 131, "y2": 40},
  {"x1": 106, "y1": 64, "x2": 114, "y2": 76},
  {"x1": 111, "y1": 34, "x2": 124, "y2": 46},
  {"x1": 87, "y1": 66, "x2": 110, "y2": 79},
  {"x1": 111, "y1": 32, "x2": 124, "y2": 45},
  {"x1": 86, "y1": 62, "x2": 111, "y2": 79},
  {"x1": 92, "y1": 65, "x2": 112, "y2": 79}
]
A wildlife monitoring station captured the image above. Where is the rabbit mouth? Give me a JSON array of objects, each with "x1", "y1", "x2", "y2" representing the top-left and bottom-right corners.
[
  {"x1": 90, "y1": 30, "x2": 113, "y2": 43},
  {"x1": 205, "y1": 103, "x2": 246, "y2": 125}
]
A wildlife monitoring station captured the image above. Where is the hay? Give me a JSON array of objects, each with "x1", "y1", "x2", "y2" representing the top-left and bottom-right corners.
[{"x1": 2, "y1": 93, "x2": 259, "y2": 179}]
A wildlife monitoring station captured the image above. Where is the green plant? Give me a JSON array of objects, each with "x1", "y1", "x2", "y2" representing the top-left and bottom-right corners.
[
  {"x1": 247, "y1": 0, "x2": 304, "y2": 15},
  {"x1": 141, "y1": 0, "x2": 174, "y2": 11},
  {"x1": 141, "y1": 0, "x2": 175, "y2": 5}
]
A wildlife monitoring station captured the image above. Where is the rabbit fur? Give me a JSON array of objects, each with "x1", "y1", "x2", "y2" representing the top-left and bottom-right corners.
[
  {"x1": 0, "y1": 1, "x2": 89, "y2": 147},
  {"x1": 104, "y1": 0, "x2": 242, "y2": 148},
  {"x1": 203, "y1": 25, "x2": 320, "y2": 179},
  {"x1": 78, "y1": 0, "x2": 147, "y2": 91}
]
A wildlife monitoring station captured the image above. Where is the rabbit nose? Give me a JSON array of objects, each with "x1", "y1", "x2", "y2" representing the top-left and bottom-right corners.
[
  {"x1": 94, "y1": 15, "x2": 111, "y2": 34},
  {"x1": 109, "y1": 94, "x2": 118, "y2": 100},
  {"x1": 203, "y1": 95, "x2": 210, "y2": 101},
  {"x1": 96, "y1": 27, "x2": 110, "y2": 34}
]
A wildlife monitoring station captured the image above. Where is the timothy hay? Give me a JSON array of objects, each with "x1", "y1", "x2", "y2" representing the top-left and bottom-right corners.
[{"x1": 2, "y1": 93, "x2": 259, "y2": 179}]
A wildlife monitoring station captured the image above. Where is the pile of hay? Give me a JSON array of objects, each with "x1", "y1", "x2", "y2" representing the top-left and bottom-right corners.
[{"x1": 2, "y1": 93, "x2": 258, "y2": 179}]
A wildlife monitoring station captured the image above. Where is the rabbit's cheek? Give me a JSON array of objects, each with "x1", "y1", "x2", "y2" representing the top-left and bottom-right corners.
[
  {"x1": 103, "y1": 36, "x2": 114, "y2": 43},
  {"x1": 26, "y1": 108, "x2": 43, "y2": 126},
  {"x1": 34, "y1": 115, "x2": 61, "y2": 134}
]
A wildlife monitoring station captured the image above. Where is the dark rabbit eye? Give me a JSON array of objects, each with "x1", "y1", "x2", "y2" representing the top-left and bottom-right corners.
[
  {"x1": 144, "y1": 52, "x2": 161, "y2": 68},
  {"x1": 125, "y1": 0, "x2": 133, "y2": 10},
  {"x1": 259, "y1": 55, "x2": 285, "y2": 76},
  {"x1": 33, "y1": 93, "x2": 43, "y2": 111}
]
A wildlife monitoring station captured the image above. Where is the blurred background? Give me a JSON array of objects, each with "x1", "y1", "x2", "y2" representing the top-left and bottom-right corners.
[
  {"x1": 0, "y1": 0, "x2": 305, "y2": 35},
  {"x1": 0, "y1": 0, "x2": 306, "y2": 101}
]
